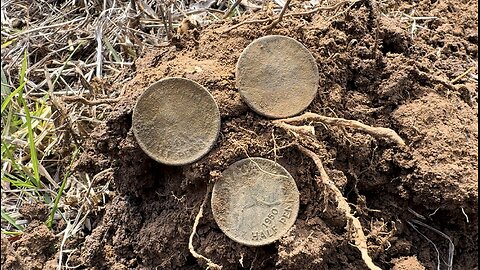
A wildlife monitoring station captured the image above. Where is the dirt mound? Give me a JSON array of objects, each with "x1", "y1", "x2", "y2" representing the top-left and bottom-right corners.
[
  {"x1": 72, "y1": 1, "x2": 477, "y2": 269},
  {"x1": 4, "y1": 0, "x2": 477, "y2": 269}
]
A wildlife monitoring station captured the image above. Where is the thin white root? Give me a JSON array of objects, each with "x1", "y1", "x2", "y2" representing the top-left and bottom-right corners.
[
  {"x1": 274, "y1": 122, "x2": 315, "y2": 137},
  {"x1": 188, "y1": 184, "x2": 222, "y2": 270},
  {"x1": 296, "y1": 145, "x2": 382, "y2": 270},
  {"x1": 274, "y1": 112, "x2": 406, "y2": 148}
]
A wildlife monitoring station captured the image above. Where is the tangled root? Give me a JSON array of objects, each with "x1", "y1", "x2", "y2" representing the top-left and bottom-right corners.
[
  {"x1": 273, "y1": 112, "x2": 396, "y2": 270},
  {"x1": 273, "y1": 112, "x2": 406, "y2": 148},
  {"x1": 296, "y1": 145, "x2": 382, "y2": 270}
]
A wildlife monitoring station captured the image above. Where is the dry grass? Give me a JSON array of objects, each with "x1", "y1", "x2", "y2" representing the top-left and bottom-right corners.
[{"x1": 0, "y1": 0, "x2": 293, "y2": 267}]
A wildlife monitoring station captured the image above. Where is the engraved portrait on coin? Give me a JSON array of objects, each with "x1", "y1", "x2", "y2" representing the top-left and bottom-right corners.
[{"x1": 211, "y1": 157, "x2": 300, "y2": 246}]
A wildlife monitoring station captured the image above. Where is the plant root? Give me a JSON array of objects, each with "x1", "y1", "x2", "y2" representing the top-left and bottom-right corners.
[
  {"x1": 274, "y1": 112, "x2": 406, "y2": 148},
  {"x1": 295, "y1": 144, "x2": 382, "y2": 270},
  {"x1": 188, "y1": 184, "x2": 222, "y2": 270}
]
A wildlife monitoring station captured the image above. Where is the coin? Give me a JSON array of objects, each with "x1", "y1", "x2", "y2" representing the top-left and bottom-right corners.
[
  {"x1": 132, "y1": 77, "x2": 221, "y2": 166},
  {"x1": 211, "y1": 157, "x2": 300, "y2": 246},
  {"x1": 236, "y1": 35, "x2": 319, "y2": 118}
]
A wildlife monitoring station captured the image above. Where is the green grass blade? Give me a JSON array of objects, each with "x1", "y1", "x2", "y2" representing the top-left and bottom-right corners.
[
  {"x1": 22, "y1": 101, "x2": 41, "y2": 187},
  {"x1": 1, "y1": 38, "x2": 17, "y2": 49},
  {"x1": 19, "y1": 50, "x2": 27, "y2": 85},
  {"x1": 103, "y1": 38, "x2": 123, "y2": 63},
  {"x1": 1, "y1": 66, "x2": 10, "y2": 95},
  {"x1": 1, "y1": 80, "x2": 26, "y2": 114},
  {"x1": 51, "y1": 42, "x2": 83, "y2": 90},
  {"x1": 1, "y1": 209, "x2": 24, "y2": 231},
  {"x1": 1, "y1": 102, "x2": 13, "y2": 137},
  {"x1": 1, "y1": 230, "x2": 23, "y2": 235},
  {"x1": 46, "y1": 147, "x2": 80, "y2": 228},
  {"x1": 13, "y1": 50, "x2": 41, "y2": 187}
]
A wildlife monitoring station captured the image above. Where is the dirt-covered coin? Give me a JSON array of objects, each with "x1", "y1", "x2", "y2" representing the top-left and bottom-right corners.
[
  {"x1": 211, "y1": 157, "x2": 300, "y2": 246},
  {"x1": 132, "y1": 77, "x2": 220, "y2": 166},
  {"x1": 236, "y1": 35, "x2": 319, "y2": 118}
]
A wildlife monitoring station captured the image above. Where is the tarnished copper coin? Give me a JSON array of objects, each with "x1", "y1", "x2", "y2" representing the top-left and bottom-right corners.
[
  {"x1": 132, "y1": 77, "x2": 220, "y2": 166},
  {"x1": 211, "y1": 157, "x2": 300, "y2": 246},
  {"x1": 236, "y1": 35, "x2": 319, "y2": 118}
]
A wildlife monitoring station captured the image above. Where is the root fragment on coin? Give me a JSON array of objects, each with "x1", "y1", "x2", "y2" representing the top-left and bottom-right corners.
[{"x1": 211, "y1": 157, "x2": 300, "y2": 246}]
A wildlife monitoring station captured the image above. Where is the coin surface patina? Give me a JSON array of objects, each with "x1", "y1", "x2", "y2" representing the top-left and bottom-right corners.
[
  {"x1": 132, "y1": 77, "x2": 220, "y2": 166},
  {"x1": 211, "y1": 157, "x2": 300, "y2": 246},
  {"x1": 236, "y1": 35, "x2": 319, "y2": 119}
]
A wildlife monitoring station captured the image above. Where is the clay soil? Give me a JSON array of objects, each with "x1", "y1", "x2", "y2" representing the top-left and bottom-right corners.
[{"x1": 2, "y1": 0, "x2": 477, "y2": 269}]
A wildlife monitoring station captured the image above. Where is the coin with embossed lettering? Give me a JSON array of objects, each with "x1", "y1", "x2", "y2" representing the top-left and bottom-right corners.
[
  {"x1": 211, "y1": 157, "x2": 300, "y2": 246},
  {"x1": 132, "y1": 77, "x2": 220, "y2": 166},
  {"x1": 236, "y1": 35, "x2": 319, "y2": 119}
]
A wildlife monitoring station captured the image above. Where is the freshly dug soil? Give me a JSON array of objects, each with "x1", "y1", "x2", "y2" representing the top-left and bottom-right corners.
[{"x1": 3, "y1": 0, "x2": 477, "y2": 269}]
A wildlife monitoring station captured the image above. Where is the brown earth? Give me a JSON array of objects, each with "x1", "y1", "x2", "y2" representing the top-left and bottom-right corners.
[{"x1": 2, "y1": 0, "x2": 478, "y2": 269}]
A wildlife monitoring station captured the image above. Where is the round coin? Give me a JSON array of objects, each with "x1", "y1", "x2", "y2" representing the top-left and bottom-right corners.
[
  {"x1": 132, "y1": 77, "x2": 220, "y2": 166},
  {"x1": 211, "y1": 157, "x2": 300, "y2": 246},
  {"x1": 236, "y1": 35, "x2": 319, "y2": 118}
]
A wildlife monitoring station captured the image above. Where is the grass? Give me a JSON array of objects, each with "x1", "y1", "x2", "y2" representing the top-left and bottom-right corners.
[
  {"x1": 1, "y1": 208, "x2": 24, "y2": 231},
  {"x1": 1, "y1": 50, "x2": 52, "y2": 231},
  {"x1": 0, "y1": 2, "x2": 233, "y2": 262},
  {"x1": 46, "y1": 146, "x2": 80, "y2": 229},
  {"x1": 1, "y1": 0, "x2": 253, "y2": 267}
]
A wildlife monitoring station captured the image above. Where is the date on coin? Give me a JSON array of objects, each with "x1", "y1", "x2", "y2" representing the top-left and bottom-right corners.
[{"x1": 211, "y1": 157, "x2": 300, "y2": 246}]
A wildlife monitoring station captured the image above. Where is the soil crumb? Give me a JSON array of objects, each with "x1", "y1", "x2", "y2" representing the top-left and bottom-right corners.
[{"x1": 392, "y1": 256, "x2": 425, "y2": 270}]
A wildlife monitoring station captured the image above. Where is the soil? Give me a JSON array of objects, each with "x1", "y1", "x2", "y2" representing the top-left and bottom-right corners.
[{"x1": 2, "y1": 0, "x2": 477, "y2": 269}]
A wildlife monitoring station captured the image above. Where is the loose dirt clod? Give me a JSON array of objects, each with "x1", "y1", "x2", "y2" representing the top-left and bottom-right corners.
[{"x1": 391, "y1": 256, "x2": 425, "y2": 270}]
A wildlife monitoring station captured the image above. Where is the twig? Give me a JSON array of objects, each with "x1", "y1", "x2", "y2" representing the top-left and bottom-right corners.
[
  {"x1": 223, "y1": 0, "x2": 243, "y2": 19},
  {"x1": 408, "y1": 207, "x2": 427, "y2": 220},
  {"x1": 275, "y1": 122, "x2": 315, "y2": 137},
  {"x1": 264, "y1": 0, "x2": 292, "y2": 30},
  {"x1": 188, "y1": 184, "x2": 222, "y2": 270},
  {"x1": 461, "y1": 207, "x2": 469, "y2": 223},
  {"x1": 296, "y1": 145, "x2": 381, "y2": 270},
  {"x1": 222, "y1": 0, "x2": 352, "y2": 33},
  {"x1": 274, "y1": 112, "x2": 406, "y2": 147},
  {"x1": 223, "y1": 18, "x2": 271, "y2": 33},
  {"x1": 451, "y1": 67, "x2": 476, "y2": 84},
  {"x1": 9, "y1": 18, "x2": 84, "y2": 38},
  {"x1": 287, "y1": 0, "x2": 350, "y2": 16},
  {"x1": 95, "y1": 22, "x2": 104, "y2": 78},
  {"x1": 61, "y1": 96, "x2": 121, "y2": 105}
]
